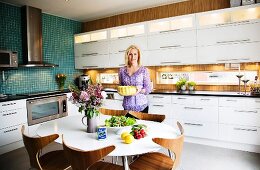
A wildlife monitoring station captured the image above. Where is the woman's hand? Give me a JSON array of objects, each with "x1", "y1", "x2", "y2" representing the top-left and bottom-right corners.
[{"x1": 134, "y1": 86, "x2": 145, "y2": 95}]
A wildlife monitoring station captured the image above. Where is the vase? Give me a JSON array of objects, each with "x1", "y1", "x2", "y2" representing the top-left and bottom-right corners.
[
  {"x1": 59, "y1": 85, "x2": 64, "y2": 91},
  {"x1": 81, "y1": 110, "x2": 98, "y2": 133},
  {"x1": 181, "y1": 85, "x2": 186, "y2": 91}
]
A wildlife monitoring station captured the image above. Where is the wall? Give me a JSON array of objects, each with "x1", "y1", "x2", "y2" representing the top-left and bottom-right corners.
[
  {"x1": 85, "y1": 63, "x2": 260, "y2": 92},
  {"x1": 83, "y1": 0, "x2": 230, "y2": 32},
  {"x1": 0, "y1": 3, "x2": 82, "y2": 94}
]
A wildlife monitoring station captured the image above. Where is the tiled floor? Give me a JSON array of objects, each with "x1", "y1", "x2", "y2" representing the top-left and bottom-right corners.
[{"x1": 0, "y1": 142, "x2": 259, "y2": 170}]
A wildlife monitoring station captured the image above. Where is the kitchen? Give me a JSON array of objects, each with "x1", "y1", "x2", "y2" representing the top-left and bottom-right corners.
[{"x1": 0, "y1": 0, "x2": 260, "y2": 170}]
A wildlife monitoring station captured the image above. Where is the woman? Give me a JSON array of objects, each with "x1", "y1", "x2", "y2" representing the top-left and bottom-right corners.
[{"x1": 118, "y1": 45, "x2": 152, "y2": 113}]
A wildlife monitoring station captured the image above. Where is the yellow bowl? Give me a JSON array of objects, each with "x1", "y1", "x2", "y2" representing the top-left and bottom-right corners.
[{"x1": 117, "y1": 86, "x2": 137, "y2": 96}]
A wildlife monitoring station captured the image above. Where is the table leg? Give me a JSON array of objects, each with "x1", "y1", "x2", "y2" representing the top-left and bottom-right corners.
[{"x1": 122, "y1": 156, "x2": 129, "y2": 170}]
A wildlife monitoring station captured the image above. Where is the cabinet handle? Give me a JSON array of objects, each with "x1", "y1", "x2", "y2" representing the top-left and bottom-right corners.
[
  {"x1": 152, "y1": 104, "x2": 164, "y2": 107},
  {"x1": 159, "y1": 29, "x2": 181, "y2": 33},
  {"x1": 82, "y1": 53, "x2": 98, "y2": 56},
  {"x1": 118, "y1": 35, "x2": 135, "y2": 39},
  {"x1": 226, "y1": 99, "x2": 237, "y2": 102},
  {"x1": 255, "y1": 101, "x2": 260, "y2": 103},
  {"x1": 184, "y1": 123, "x2": 203, "y2": 126},
  {"x1": 82, "y1": 41, "x2": 98, "y2": 44},
  {"x1": 4, "y1": 127, "x2": 18, "y2": 133},
  {"x1": 2, "y1": 112, "x2": 17, "y2": 116},
  {"x1": 216, "y1": 39, "x2": 250, "y2": 44},
  {"x1": 216, "y1": 20, "x2": 250, "y2": 27},
  {"x1": 160, "y1": 45, "x2": 181, "y2": 49},
  {"x1": 234, "y1": 110, "x2": 258, "y2": 114},
  {"x1": 118, "y1": 50, "x2": 126, "y2": 53},
  {"x1": 119, "y1": 64, "x2": 125, "y2": 66},
  {"x1": 152, "y1": 96, "x2": 164, "y2": 98},
  {"x1": 160, "y1": 61, "x2": 181, "y2": 64},
  {"x1": 184, "y1": 107, "x2": 203, "y2": 110},
  {"x1": 200, "y1": 98, "x2": 210, "y2": 101},
  {"x1": 2, "y1": 102, "x2": 16, "y2": 107},
  {"x1": 177, "y1": 97, "x2": 187, "y2": 100},
  {"x1": 233, "y1": 127, "x2": 257, "y2": 132},
  {"x1": 82, "y1": 66, "x2": 98, "y2": 68}
]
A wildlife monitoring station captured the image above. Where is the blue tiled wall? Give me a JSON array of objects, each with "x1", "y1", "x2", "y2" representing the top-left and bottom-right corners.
[{"x1": 0, "y1": 2, "x2": 82, "y2": 94}]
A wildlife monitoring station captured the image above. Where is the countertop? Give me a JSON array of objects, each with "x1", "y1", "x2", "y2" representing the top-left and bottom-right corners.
[{"x1": 103, "y1": 88, "x2": 260, "y2": 98}]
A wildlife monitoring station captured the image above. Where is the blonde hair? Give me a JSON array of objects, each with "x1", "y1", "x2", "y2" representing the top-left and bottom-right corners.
[{"x1": 125, "y1": 45, "x2": 141, "y2": 67}]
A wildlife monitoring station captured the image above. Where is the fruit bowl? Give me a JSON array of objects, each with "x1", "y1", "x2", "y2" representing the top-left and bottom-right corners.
[{"x1": 117, "y1": 86, "x2": 137, "y2": 96}]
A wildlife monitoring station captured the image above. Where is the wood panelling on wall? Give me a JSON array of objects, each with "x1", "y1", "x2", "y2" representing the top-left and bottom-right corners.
[
  {"x1": 83, "y1": 0, "x2": 230, "y2": 32},
  {"x1": 85, "y1": 63, "x2": 260, "y2": 92}
]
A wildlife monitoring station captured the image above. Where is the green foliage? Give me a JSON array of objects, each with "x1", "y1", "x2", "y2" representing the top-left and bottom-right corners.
[
  {"x1": 105, "y1": 116, "x2": 136, "y2": 127},
  {"x1": 176, "y1": 78, "x2": 187, "y2": 90},
  {"x1": 187, "y1": 81, "x2": 196, "y2": 87}
]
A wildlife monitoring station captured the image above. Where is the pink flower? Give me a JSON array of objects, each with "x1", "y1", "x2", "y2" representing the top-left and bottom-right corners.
[{"x1": 80, "y1": 91, "x2": 89, "y2": 101}]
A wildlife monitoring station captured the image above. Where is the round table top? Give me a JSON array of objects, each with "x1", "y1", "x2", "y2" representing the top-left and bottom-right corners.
[{"x1": 37, "y1": 114, "x2": 178, "y2": 157}]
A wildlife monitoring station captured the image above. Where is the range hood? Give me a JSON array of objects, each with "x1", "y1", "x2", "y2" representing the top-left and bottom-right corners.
[{"x1": 19, "y1": 6, "x2": 58, "y2": 67}]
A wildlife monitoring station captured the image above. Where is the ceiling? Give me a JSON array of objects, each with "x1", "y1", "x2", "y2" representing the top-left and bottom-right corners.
[{"x1": 1, "y1": 0, "x2": 188, "y2": 22}]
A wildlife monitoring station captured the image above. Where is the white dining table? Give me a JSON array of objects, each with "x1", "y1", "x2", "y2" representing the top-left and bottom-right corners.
[{"x1": 37, "y1": 114, "x2": 179, "y2": 170}]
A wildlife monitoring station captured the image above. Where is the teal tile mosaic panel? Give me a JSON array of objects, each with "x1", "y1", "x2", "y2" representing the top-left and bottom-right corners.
[{"x1": 0, "y1": 2, "x2": 82, "y2": 94}]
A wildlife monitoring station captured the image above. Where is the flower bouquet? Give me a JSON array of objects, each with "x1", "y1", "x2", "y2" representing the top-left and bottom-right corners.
[
  {"x1": 68, "y1": 83, "x2": 104, "y2": 118},
  {"x1": 56, "y1": 73, "x2": 67, "y2": 91},
  {"x1": 68, "y1": 83, "x2": 104, "y2": 133}
]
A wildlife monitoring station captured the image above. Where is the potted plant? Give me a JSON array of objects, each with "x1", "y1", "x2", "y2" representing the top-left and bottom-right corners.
[
  {"x1": 187, "y1": 81, "x2": 196, "y2": 91},
  {"x1": 176, "y1": 78, "x2": 187, "y2": 91}
]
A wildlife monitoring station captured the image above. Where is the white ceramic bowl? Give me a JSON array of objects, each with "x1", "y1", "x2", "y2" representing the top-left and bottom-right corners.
[{"x1": 106, "y1": 126, "x2": 132, "y2": 134}]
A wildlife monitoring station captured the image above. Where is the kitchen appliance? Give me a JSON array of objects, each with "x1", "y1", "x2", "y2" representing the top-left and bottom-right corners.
[
  {"x1": 0, "y1": 50, "x2": 18, "y2": 68},
  {"x1": 79, "y1": 74, "x2": 90, "y2": 90},
  {"x1": 19, "y1": 6, "x2": 58, "y2": 67},
  {"x1": 26, "y1": 93, "x2": 67, "y2": 126}
]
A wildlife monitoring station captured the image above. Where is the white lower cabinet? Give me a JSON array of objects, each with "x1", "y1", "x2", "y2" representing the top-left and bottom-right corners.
[
  {"x1": 179, "y1": 120, "x2": 219, "y2": 139},
  {"x1": 102, "y1": 99, "x2": 124, "y2": 110},
  {"x1": 219, "y1": 124, "x2": 260, "y2": 145},
  {"x1": 0, "y1": 124, "x2": 27, "y2": 147},
  {"x1": 0, "y1": 99, "x2": 27, "y2": 144}
]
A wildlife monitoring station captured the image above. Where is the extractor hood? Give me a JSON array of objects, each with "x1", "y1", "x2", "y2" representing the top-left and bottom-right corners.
[{"x1": 19, "y1": 6, "x2": 58, "y2": 68}]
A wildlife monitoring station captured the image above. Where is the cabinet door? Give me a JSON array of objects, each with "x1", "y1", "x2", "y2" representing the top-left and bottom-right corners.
[
  {"x1": 219, "y1": 107, "x2": 260, "y2": 127},
  {"x1": 75, "y1": 54, "x2": 110, "y2": 69},
  {"x1": 219, "y1": 124, "x2": 260, "y2": 145},
  {"x1": 197, "y1": 22, "x2": 260, "y2": 46},
  {"x1": 109, "y1": 52, "x2": 125, "y2": 68},
  {"x1": 80, "y1": 41, "x2": 109, "y2": 55},
  {"x1": 0, "y1": 100, "x2": 27, "y2": 129},
  {"x1": 175, "y1": 119, "x2": 219, "y2": 139},
  {"x1": 0, "y1": 124, "x2": 26, "y2": 147},
  {"x1": 109, "y1": 36, "x2": 147, "y2": 53},
  {"x1": 147, "y1": 47, "x2": 196, "y2": 66},
  {"x1": 147, "y1": 30, "x2": 196, "y2": 50},
  {"x1": 102, "y1": 99, "x2": 123, "y2": 110},
  {"x1": 197, "y1": 42, "x2": 260, "y2": 64}
]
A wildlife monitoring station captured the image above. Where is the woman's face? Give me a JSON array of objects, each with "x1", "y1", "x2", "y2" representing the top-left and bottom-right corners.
[{"x1": 128, "y1": 48, "x2": 139, "y2": 66}]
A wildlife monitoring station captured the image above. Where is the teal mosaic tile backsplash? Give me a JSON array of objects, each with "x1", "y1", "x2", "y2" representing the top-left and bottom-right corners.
[{"x1": 0, "y1": 2, "x2": 82, "y2": 94}]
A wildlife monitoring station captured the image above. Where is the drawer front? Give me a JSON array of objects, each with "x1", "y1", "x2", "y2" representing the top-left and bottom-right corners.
[
  {"x1": 245, "y1": 98, "x2": 260, "y2": 109},
  {"x1": 172, "y1": 96, "x2": 194, "y2": 105},
  {"x1": 148, "y1": 95, "x2": 172, "y2": 103},
  {"x1": 0, "y1": 124, "x2": 25, "y2": 147},
  {"x1": 149, "y1": 103, "x2": 172, "y2": 117},
  {"x1": 219, "y1": 97, "x2": 245, "y2": 107},
  {"x1": 0, "y1": 108, "x2": 27, "y2": 129},
  {"x1": 174, "y1": 105, "x2": 218, "y2": 123},
  {"x1": 176, "y1": 120, "x2": 218, "y2": 139},
  {"x1": 193, "y1": 96, "x2": 219, "y2": 106},
  {"x1": 0, "y1": 99, "x2": 26, "y2": 112},
  {"x1": 219, "y1": 124, "x2": 260, "y2": 145},
  {"x1": 219, "y1": 107, "x2": 260, "y2": 127}
]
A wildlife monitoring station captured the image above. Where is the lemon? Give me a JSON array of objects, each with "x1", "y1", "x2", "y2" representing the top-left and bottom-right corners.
[
  {"x1": 124, "y1": 134, "x2": 134, "y2": 144},
  {"x1": 121, "y1": 132, "x2": 129, "y2": 140}
]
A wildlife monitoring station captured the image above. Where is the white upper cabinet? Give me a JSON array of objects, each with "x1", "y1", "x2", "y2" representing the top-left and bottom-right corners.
[
  {"x1": 197, "y1": 22, "x2": 260, "y2": 46},
  {"x1": 197, "y1": 4, "x2": 260, "y2": 29},
  {"x1": 109, "y1": 23, "x2": 147, "y2": 52},
  {"x1": 74, "y1": 30, "x2": 110, "y2": 69},
  {"x1": 148, "y1": 14, "x2": 196, "y2": 34}
]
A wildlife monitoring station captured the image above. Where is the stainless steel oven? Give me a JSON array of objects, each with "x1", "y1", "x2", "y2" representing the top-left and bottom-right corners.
[{"x1": 27, "y1": 94, "x2": 67, "y2": 126}]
